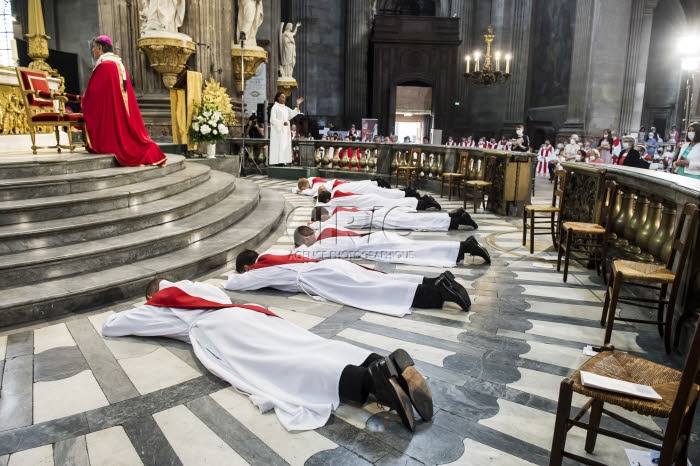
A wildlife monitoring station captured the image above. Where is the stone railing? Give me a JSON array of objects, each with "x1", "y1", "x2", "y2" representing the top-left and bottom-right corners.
[
  {"x1": 561, "y1": 162, "x2": 700, "y2": 351},
  {"x1": 227, "y1": 138, "x2": 537, "y2": 215}
]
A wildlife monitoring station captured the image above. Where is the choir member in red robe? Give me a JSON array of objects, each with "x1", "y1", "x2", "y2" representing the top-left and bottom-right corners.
[{"x1": 82, "y1": 36, "x2": 167, "y2": 167}]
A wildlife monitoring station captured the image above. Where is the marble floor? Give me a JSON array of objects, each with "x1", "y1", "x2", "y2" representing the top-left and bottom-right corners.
[{"x1": 0, "y1": 173, "x2": 696, "y2": 466}]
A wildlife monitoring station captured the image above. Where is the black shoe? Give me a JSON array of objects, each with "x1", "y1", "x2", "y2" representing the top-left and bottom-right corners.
[
  {"x1": 435, "y1": 272, "x2": 471, "y2": 311},
  {"x1": 401, "y1": 186, "x2": 421, "y2": 199},
  {"x1": 373, "y1": 177, "x2": 392, "y2": 189},
  {"x1": 459, "y1": 236, "x2": 491, "y2": 264},
  {"x1": 448, "y1": 207, "x2": 465, "y2": 218},
  {"x1": 388, "y1": 349, "x2": 433, "y2": 421},
  {"x1": 457, "y1": 211, "x2": 478, "y2": 229},
  {"x1": 421, "y1": 195, "x2": 441, "y2": 210},
  {"x1": 367, "y1": 357, "x2": 415, "y2": 431}
]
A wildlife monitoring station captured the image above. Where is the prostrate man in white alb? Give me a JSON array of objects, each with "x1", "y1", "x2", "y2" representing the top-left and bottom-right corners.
[
  {"x1": 227, "y1": 249, "x2": 473, "y2": 314},
  {"x1": 292, "y1": 176, "x2": 401, "y2": 197},
  {"x1": 293, "y1": 224, "x2": 490, "y2": 267},
  {"x1": 317, "y1": 184, "x2": 441, "y2": 210},
  {"x1": 102, "y1": 278, "x2": 432, "y2": 432},
  {"x1": 308, "y1": 206, "x2": 478, "y2": 232}
]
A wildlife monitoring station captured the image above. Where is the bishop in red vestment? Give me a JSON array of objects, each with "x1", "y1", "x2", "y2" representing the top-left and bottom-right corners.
[{"x1": 82, "y1": 36, "x2": 167, "y2": 167}]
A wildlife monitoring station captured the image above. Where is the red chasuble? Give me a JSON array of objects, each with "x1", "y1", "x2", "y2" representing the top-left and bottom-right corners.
[
  {"x1": 248, "y1": 253, "x2": 320, "y2": 271},
  {"x1": 331, "y1": 190, "x2": 357, "y2": 199},
  {"x1": 146, "y1": 286, "x2": 279, "y2": 317},
  {"x1": 82, "y1": 56, "x2": 167, "y2": 167}
]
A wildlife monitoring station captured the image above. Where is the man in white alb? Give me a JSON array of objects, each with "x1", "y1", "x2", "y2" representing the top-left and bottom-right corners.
[
  {"x1": 102, "y1": 278, "x2": 433, "y2": 432},
  {"x1": 269, "y1": 92, "x2": 303, "y2": 165}
]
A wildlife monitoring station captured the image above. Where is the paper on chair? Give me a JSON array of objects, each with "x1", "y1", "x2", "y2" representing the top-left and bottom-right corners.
[{"x1": 580, "y1": 371, "x2": 662, "y2": 400}]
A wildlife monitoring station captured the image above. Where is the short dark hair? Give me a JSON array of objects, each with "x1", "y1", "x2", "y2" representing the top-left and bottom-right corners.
[
  {"x1": 145, "y1": 277, "x2": 166, "y2": 300},
  {"x1": 318, "y1": 190, "x2": 331, "y2": 203},
  {"x1": 274, "y1": 92, "x2": 285, "y2": 103},
  {"x1": 236, "y1": 249, "x2": 259, "y2": 273},
  {"x1": 311, "y1": 206, "x2": 329, "y2": 221},
  {"x1": 688, "y1": 122, "x2": 700, "y2": 143},
  {"x1": 92, "y1": 37, "x2": 113, "y2": 54}
]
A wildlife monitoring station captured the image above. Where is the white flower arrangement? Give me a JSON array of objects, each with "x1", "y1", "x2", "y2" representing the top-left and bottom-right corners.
[{"x1": 190, "y1": 103, "x2": 230, "y2": 144}]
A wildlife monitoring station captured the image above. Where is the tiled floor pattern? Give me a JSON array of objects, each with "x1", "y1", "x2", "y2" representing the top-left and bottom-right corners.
[{"x1": 0, "y1": 174, "x2": 696, "y2": 465}]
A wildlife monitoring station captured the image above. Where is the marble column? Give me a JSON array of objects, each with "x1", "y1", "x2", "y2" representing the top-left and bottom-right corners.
[
  {"x1": 559, "y1": 0, "x2": 595, "y2": 137},
  {"x1": 266, "y1": 0, "x2": 281, "y2": 102},
  {"x1": 290, "y1": 0, "x2": 309, "y2": 107},
  {"x1": 501, "y1": 0, "x2": 533, "y2": 134},
  {"x1": 344, "y1": 0, "x2": 372, "y2": 126},
  {"x1": 618, "y1": 0, "x2": 659, "y2": 134}
]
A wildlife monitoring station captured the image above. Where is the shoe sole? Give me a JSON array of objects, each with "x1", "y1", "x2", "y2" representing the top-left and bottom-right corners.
[
  {"x1": 388, "y1": 377, "x2": 416, "y2": 431},
  {"x1": 390, "y1": 350, "x2": 433, "y2": 421}
]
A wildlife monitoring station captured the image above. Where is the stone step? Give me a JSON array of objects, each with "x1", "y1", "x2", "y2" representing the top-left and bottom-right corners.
[
  {"x1": 0, "y1": 173, "x2": 256, "y2": 289},
  {"x1": 0, "y1": 183, "x2": 285, "y2": 327},
  {"x1": 0, "y1": 162, "x2": 211, "y2": 225},
  {"x1": 0, "y1": 153, "x2": 117, "y2": 178},
  {"x1": 0, "y1": 155, "x2": 186, "y2": 201},
  {"x1": 0, "y1": 170, "x2": 236, "y2": 254}
]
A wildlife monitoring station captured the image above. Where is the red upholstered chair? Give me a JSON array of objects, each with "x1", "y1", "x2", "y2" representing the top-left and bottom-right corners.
[{"x1": 15, "y1": 67, "x2": 86, "y2": 154}]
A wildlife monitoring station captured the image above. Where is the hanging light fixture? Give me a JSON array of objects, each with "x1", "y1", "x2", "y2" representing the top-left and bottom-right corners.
[{"x1": 464, "y1": 24, "x2": 511, "y2": 86}]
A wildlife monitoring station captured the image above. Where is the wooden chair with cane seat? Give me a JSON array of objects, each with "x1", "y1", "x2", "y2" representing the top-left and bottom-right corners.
[
  {"x1": 395, "y1": 147, "x2": 421, "y2": 188},
  {"x1": 600, "y1": 203, "x2": 699, "y2": 353},
  {"x1": 15, "y1": 67, "x2": 86, "y2": 154},
  {"x1": 463, "y1": 156, "x2": 496, "y2": 213},
  {"x1": 557, "y1": 180, "x2": 617, "y2": 283},
  {"x1": 440, "y1": 151, "x2": 468, "y2": 201},
  {"x1": 523, "y1": 169, "x2": 567, "y2": 254},
  {"x1": 549, "y1": 315, "x2": 700, "y2": 466}
]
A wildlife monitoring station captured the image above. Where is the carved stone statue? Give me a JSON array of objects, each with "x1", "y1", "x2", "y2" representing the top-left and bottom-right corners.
[
  {"x1": 237, "y1": 0, "x2": 264, "y2": 46},
  {"x1": 279, "y1": 22, "x2": 301, "y2": 78},
  {"x1": 139, "y1": 0, "x2": 187, "y2": 35}
]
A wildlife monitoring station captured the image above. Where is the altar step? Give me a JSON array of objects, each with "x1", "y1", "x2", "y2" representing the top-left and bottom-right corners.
[{"x1": 0, "y1": 153, "x2": 284, "y2": 327}]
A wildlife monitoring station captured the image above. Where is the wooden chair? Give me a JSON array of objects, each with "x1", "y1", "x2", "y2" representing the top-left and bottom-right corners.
[
  {"x1": 395, "y1": 147, "x2": 421, "y2": 188},
  {"x1": 557, "y1": 180, "x2": 617, "y2": 283},
  {"x1": 522, "y1": 169, "x2": 566, "y2": 254},
  {"x1": 440, "y1": 152, "x2": 468, "y2": 200},
  {"x1": 15, "y1": 67, "x2": 85, "y2": 154},
  {"x1": 463, "y1": 156, "x2": 496, "y2": 213},
  {"x1": 549, "y1": 317, "x2": 700, "y2": 466},
  {"x1": 600, "y1": 203, "x2": 699, "y2": 353}
]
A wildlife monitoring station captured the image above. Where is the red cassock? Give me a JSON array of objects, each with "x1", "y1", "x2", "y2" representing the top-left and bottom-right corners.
[{"x1": 82, "y1": 57, "x2": 167, "y2": 167}]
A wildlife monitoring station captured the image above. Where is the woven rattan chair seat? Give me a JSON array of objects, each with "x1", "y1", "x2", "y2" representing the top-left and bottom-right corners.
[
  {"x1": 524, "y1": 204, "x2": 559, "y2": 212},
  {"x1": 571, "y1": 351, "x2": 698, "y2": 418},
  {"x1": 562, "y1": 221, "x2": 605, "y2": 234},
  {"x1": 465, "y1": 180, "x2": 492, "y2": 187},
  {"x1": 612, "y1": 260, "x2": 675, "y2": 283}
]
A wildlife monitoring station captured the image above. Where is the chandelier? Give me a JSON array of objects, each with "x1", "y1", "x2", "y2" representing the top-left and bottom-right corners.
[{"x1": 464, "y1": 25, "x2": 511, "y2": 86}]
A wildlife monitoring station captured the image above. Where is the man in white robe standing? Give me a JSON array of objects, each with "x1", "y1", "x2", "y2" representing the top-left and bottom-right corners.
[
  {"x1": 308, "y1": 206, "x2": 478, "y2": 232},
  {"x1": 269, "y1": 92, "x2": 303, "y2": 165},
  {"x1": 228, "y1": 249, "x2": 473, "y2": 313},
  {"x1": 293, "y1": 224, "x2": 490, "y2": 266},
  {"x1": 102, "y1": 278, "x2": 433, "y2": 432}
]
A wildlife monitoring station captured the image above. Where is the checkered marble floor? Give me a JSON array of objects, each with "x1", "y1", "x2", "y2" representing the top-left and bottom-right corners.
[{"x1": 0, "y1": 174, "x2": 695, "y2": 465}]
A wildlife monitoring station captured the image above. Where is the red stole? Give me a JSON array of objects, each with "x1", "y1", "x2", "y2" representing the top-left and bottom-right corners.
[
  {"x1": 331, "y1": 207, "x2": 360, "y2": 215},
  {"x1": 332, "y1": 190, "x2": 357, "y2": 199},
  {"x1": 332, "y1": 180, "x2": 347, "y2": 189},
  {"x1": 612, "y1": 138, "x2": 621, "y2": 148},
  {"x1": 82, "y1": 60, "x2": 166, "y2": 167},
  {"x1": 539, "y1": 146, "x2": 553, "y2": 158},
  {"x1": 249, "y1": 253, "x2": 319, "y2": 271},
  {"x1": 317, "y1": 228, "x2": 370, "y2": 241},
  {"x1": 310, "y1": 177, "x2": 327, "y2": 186},
  {"x1": 467, "y1": 141, "x2": 475, "y2": 147},
  {"x1": 146, "y1": 286, "x2": 279, "y2": 317}
]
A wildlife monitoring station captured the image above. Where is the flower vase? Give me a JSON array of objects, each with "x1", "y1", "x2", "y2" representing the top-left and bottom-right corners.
[{"x1": 206, "y1": 142, "x2": 216, "y2": 159}]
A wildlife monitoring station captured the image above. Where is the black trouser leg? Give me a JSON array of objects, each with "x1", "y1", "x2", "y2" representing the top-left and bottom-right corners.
[
  {"x1": 448, "y1": 217, "x2": 460, "y2": 230},
  {"x1": 338, "y1": 353, "x2": 383, "y2": 405},
  {"x1": 411, "y1": 284, "x2": 445, "y2": 308}
]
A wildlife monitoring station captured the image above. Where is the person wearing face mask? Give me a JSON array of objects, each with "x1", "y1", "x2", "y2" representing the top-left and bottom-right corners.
[
  {"x1": 583, "y1": 141, "x2": 592, "y2": 153},
  {"x1": 638, "y1": 126, "x2": 647, "y2": 142},
  {"x1": 537, "y1": 140, "x2": 553, "y2": 176},
  {"x1": 511, "y1": 124, "x2": 530, "y2": 152},
  {"x1": 611, "y1": 130, "x2": 622, "y2": 161},
  {"x1": 496, "y1": 136, "x2": 509, "y2": 151},
  {"x1": 617, "y1": 136, "x2": 649, "y2": 168},
  {"x1": 446, "y1": 136, "x2": 456, "y2": 146},
  {"x1": 549, "y1": 143, "x2": 564, "y2": 181},
  {"x1": 563, "y1": 134, "x2": 579, "y2": 161},
  {"x1": 668, "y1": 125, "x2": 679, "y2": 144},
  {"x1": 673, "y1": 122, "x2": 700, "y2": 179},
  {"x1": 646, "y1": 131, "x2": 658, "y2": 156}
]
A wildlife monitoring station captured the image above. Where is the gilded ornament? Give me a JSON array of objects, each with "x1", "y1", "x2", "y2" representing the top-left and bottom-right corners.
[
  {"x1": 201, "y1": 78, "x2": 237, "y2": 126},
  {"x1": 231, "y1": 46, "x2": 268, "y2": 94},
  {"x1": 138, "y1": 35, "x2": 196, "y2": 88}
]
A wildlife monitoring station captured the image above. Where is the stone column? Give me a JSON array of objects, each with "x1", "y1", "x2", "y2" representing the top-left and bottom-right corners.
[
  {"x1": 451, "y1": 0, "x2": 473, "y2": 137},
  {"x1": 290, "y1": 0, "x2": 309, "y2": 107},
  {"x1": 344, "y1": 0, "x2": 372, "y2": 126},
  {"x1": 501, "y1": 0, "x2": 534, "y2": 134},
  {"x1": 266, "y1": 0, "x2": 281, "y2": 101},
  {"x1": 618, "y1": 0, "x2": 659, "y2": 134},
  {"x1": 558, "y1": 0, "x2": 595, "y2": 137}
]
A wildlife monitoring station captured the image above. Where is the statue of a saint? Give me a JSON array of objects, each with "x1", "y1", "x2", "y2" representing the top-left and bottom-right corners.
[
  {"x1": 279, "y1": 22, "x2": 301, "y2": 78},
  {"x1": 237, "y1": 0, "x2": 264, "y2": 46},
  {"x1": 139, "y1": 0, "x2": 187, "y2": 35}
]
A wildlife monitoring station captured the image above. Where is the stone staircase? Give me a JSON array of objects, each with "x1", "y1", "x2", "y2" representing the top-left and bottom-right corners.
[{"x1": 0, "y1": 153, "x2": 284, "y2": 327}]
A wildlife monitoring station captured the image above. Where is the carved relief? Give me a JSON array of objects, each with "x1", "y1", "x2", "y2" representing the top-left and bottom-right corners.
[
  {"x1": 0, "y1": 86, "x2": 30, "y2": 134},
  {"x1": 562, "y1": 170, "x2": 602, "y2": 223}
]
